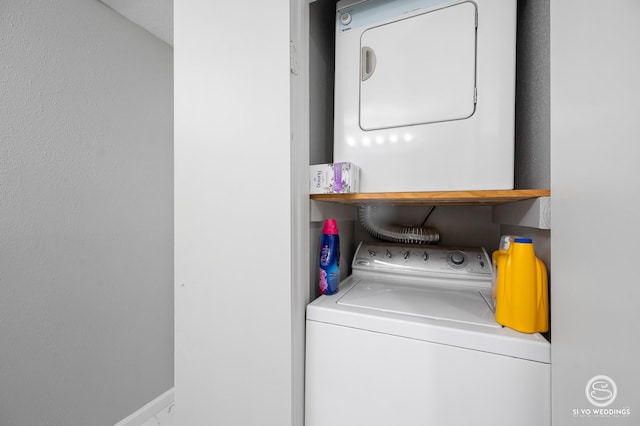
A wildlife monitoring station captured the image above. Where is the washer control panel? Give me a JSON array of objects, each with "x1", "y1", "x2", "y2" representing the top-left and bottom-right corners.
[{"x1": 352, "y1": 242, "x2": 492, "y2": 284}]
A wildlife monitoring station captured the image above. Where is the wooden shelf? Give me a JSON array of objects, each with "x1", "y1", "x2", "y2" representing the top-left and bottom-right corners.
[{"x1": 310, "y1": 189, "x2": 550, "y2": 206}]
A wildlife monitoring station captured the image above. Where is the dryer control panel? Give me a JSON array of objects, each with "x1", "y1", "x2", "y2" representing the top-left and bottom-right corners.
[{"x1": 352, "y1": 242, "x2": 493, "y2": 289}]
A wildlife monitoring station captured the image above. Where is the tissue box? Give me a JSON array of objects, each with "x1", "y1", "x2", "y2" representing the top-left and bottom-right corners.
[{"x1": 309, "y1": 162, "x2": 360, "y2": 194}]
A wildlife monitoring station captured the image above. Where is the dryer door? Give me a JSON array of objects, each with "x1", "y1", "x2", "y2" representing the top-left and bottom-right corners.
[{"x1": 359, "y1": 1, "x2": 477, "y2": 130}]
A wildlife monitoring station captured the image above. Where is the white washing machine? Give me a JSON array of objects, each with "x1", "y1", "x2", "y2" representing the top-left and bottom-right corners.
[
  {"x1": 305, "y1": 242, "x2": 550, "y2": 426},
  {"x1": 333, "y1": 0, "x2": 517, "y2": 192}
]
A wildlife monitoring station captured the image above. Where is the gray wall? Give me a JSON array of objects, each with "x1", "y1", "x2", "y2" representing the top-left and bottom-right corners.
[
  {"x1": 551, "y1": 0, "x2": 640, "y2": 424},
  {"x1": 515, "y1": 0, "x2": 550, "y2": 190},
  {"x1": 0, "y1": 1, "x2": 173, "y2": 425},
  {"x1": 503, "y1": 0, "x2": 551, "y2": 303}
]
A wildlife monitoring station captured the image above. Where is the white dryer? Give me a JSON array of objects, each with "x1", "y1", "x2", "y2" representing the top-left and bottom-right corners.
[
  {"x1": 305, "y1": 242, "x2": 550, "y2": 426},
  {"x1": 333, "y1": 0, "x2": 517, "y2": 192}
]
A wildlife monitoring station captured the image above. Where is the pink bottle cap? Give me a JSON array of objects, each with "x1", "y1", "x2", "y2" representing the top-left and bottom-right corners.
[{"x1": 322, "y1": 219, "x2": 339, "y2": 235}]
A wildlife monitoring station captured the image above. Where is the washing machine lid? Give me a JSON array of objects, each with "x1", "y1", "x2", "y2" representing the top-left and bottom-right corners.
[
  {"x1": 307, "y1": 276, "x2": 551, "y2": 363},
  {"x1": 337, "y1": 279, "x2": 498, "y2": 328},
  {"x1": 359, "y1": 1, "x2": 477, "y2": 130}
]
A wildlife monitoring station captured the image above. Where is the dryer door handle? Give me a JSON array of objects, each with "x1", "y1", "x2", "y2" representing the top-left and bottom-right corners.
[{"x1": 361, "y1": 46, "x2": 377, "y2": 81}]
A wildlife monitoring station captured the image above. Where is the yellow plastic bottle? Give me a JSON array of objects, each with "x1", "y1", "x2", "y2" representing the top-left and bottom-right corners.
[{"x1": 492, "y1": 237, "x2": 549, "y2": 333}]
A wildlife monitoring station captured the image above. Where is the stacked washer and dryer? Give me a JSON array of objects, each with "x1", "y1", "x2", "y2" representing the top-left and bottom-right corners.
[{"x1": 305, "y1": 0, "x2": 551, "y2": 425}]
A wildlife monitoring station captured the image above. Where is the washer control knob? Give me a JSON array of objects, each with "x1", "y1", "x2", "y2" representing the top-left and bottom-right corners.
[
  {"x1": 450, "y1": 251, "x2": 465, "y2": 265},
  {"x1": 368, "y1": 250, "x2": 377, "y2": 257},
  {"x1": 403, "y1": 251, "x2": 410, "y2": 259},
  {"x1": 386, "y1": 250, "x2": 392, "y2": 258},
  {"x1": 340, "y1": 12, "x2": 352, "y2": 25},
  {"x1": 423, "y1": 252, "x2": 429, "y2": 261}
]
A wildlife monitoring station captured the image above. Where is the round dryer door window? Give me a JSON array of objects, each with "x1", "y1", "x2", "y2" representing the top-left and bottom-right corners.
[{"x1": 359, "y1": 1, "x2": 477, "y2": 130}]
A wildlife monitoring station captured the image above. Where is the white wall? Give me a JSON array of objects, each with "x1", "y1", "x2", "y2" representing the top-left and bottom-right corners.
[
  {"x1": 551, "y1": 0, "x2": 640, "y2": 423},
  {"x1": 0, "y1": 1, "x2": 174, "y2": 425},
  {"x1": 174, "y1": 0, "x2": 295, "y2": 425}
]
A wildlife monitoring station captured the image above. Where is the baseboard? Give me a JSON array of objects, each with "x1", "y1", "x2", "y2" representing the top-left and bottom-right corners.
[{"x1": 114, "y1": 388, "x2": 175, "y2": 426}]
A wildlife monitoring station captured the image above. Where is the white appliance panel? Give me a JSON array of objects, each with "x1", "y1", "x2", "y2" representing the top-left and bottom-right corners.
[
  {"x1": 334, "y1": 0, "x2": 517, "y2": 192},
  {"x1": 360, "y1": 2, "x2": 477, "y2": 129},
  {"x1": 305, "y1": 320, "x2": 551, "y2": 426},
  {"x1": 337, "y1": 279, "x2": 498, "y2": 327}
]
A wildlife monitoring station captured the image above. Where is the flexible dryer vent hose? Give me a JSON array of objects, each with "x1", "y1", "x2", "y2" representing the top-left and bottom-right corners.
[{"x1": 358, "y1": 205, "x2": 440, "y2": 245}]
